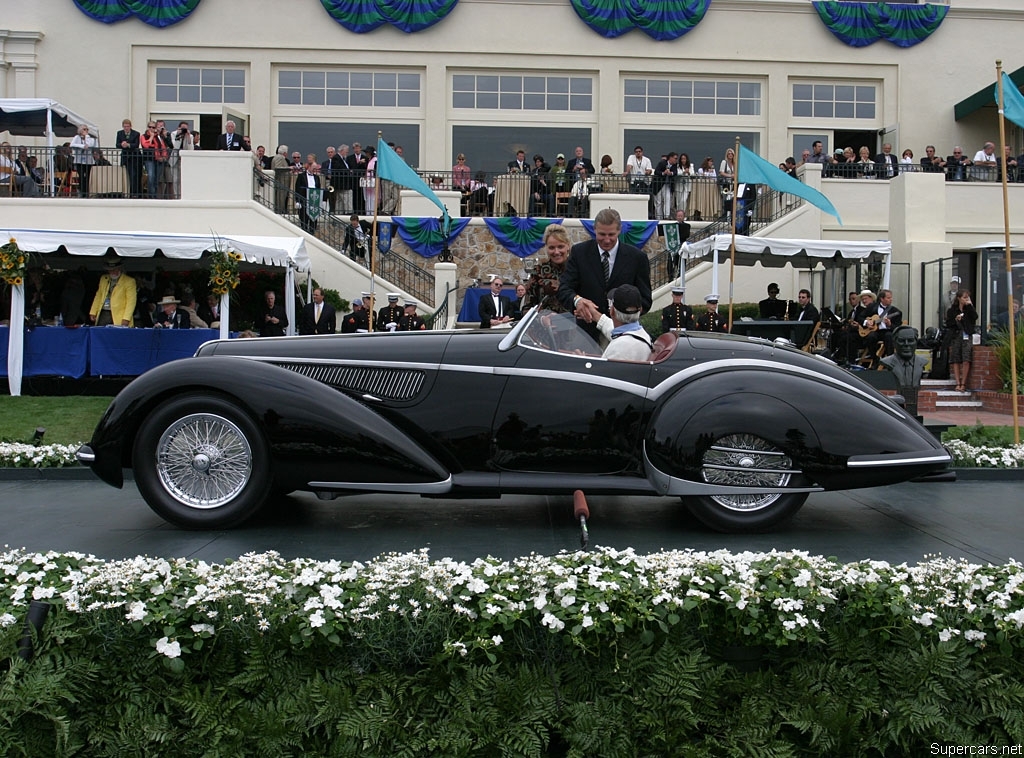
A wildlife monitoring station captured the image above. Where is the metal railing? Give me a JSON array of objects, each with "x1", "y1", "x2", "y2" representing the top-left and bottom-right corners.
[
  {"x1": 1, "y1": 145, "x2": 180, "y2": 198},
  {"x1": 425, "y1": 281, "x2": 458, "y2": 329},
  {"x1": 253, "y1": 168, "x2": 437, "y2": 306}
]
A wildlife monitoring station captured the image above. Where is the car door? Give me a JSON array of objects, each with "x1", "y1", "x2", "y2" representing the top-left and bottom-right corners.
[{"x1": 491, "y1": 342, "x2": 652, "y2": 474}]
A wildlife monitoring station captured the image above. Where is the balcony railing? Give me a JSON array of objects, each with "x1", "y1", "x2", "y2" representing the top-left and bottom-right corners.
[{"x1": 1, "y1": 145, "x2": 180, "y2": 199}]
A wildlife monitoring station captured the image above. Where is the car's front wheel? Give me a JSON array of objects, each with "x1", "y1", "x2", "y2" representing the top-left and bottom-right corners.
[
  {"x1": 133, "y1": 394, "x2": 271, "y2": 529},
  {"x1": 684, "y1": 433, "x2": 808, "y2": 532}
]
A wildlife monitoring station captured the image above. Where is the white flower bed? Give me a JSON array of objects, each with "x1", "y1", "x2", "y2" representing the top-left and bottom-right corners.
[
  {"x1": 944, "y1": 439, "x2": 1024, "y2": 468},
  {"x1": 2, "y1": 547, "x2": 1023, "y2": 660},
  {"x1": 0, "y1": 442, "x2": 82, "y2": 468}
]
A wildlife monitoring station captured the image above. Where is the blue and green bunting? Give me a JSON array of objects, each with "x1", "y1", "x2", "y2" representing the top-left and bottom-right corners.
[
  {"x1": 320, "y1": 0, "x2": 458, "y2": 33},
  {"x1": 73, "y1": 0, "x2": 201, "y2": 27},
  {"x1": 484, "y1": 218, "x2": 564, "y2": 259},
  {"x1": 570, "y1": 0, "x2": 710, "y2": 41},
  {"x1": 812, "y1": 2, "x2": 947, "y2": 48},
  {"x1": 392, "y1": 217, "x2": 471, "y2": 258},
  {"x1": 580, "y1": 220, "x2": 658, "y2": 250}
]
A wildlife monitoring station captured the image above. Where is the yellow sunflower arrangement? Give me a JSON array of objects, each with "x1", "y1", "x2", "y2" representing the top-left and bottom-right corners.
[
  {"x1": 1, "y1": 237, "x2": 28, "y2": 287},
  {"x1": 208, "y1": 242, "x2": 243, "y2": 296}
]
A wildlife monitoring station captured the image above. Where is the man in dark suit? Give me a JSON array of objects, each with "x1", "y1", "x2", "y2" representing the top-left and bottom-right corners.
[
  {"x1": 507, "y1": 150, "x2": 528, "y2": 174},
  {"x1": 258, "y1": 290, "x2": 288, "y2": 337},
  {"x1": 667, "y1": 208, "x2": 691, "y2": 279},
  {"x1": 788, "y1": 289, "x2": 820, "y2": 324},
  {"x1": 321, "y1": 146, "x2": 342, "y2": 213},
  {"x1": 568, "y1": 146, "x2": 596, "y2": 176},
  {"x1": 299, "y1": 287, "x2": 337, "y2": 335},
  {"x1": 874, "y1": 143, "x2": 899, "y2": 179},
  {"x1": 216, "y1": 121, "x2": 247, "y2": 151},
  {"x1": 556, "y1": 207, "x2": 652, "y2": 340},
  {"x1": 479, "y1": 277, "x2": 513, "y2": 328},
  {"x1": 347, "y1": 142, "x2": 368, "y2": 214},
  {"x1": 945, "y1": 147, "x2": 971, "y2": 182},
  {"x1": 153, "y1": 295, "x2": 191, "y2": 329},
  {"x1": 758, "y1": 283, "x2": 788, "y2": 319},
  {"x1": 293, "y1": 154, "x2": 323, "y2": 233},
  {"x1": 116, "y1": 118, "x2": 143, "y2": 198}
]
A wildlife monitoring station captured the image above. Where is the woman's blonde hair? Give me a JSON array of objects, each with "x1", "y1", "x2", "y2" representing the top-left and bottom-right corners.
[{"x1": 543, "y1": 223, "x2": 571, "y2": 249}]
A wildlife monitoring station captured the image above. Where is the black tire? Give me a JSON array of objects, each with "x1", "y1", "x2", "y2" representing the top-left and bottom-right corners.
[
  {"x1": 133, "y1": 394, "x2": 271, "y2": 529},
  {"x1": 683, "y1": 433, "x2": 809, "y2": 533}
]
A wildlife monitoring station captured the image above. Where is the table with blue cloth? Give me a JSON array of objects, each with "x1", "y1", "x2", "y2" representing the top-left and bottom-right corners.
[
  {"x1": 458, "y1": 287, "x2": 520, "y2": 324},
  {"x1": 0, "y1": 325, "x2": 90, "y2": 378},
  {"x1": 88, "y1": 327, "x2": 222, "y2": 376}
]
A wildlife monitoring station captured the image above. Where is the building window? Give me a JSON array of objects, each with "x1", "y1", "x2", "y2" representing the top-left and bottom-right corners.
[
  {"x1": 155, "y1": 67, "x2": 245, "y2": 104},
  {"x1": 792, "y1": 83, "x2": 876, "y2": 120},
  {"x1": 277, "y1": 70, "x2": 420, "y2": 108},
  {"x1": 623, "y1": 78, "x2": 761, "y2": 116},
  {"x1": 452, "y1": 74, "x2": 593, "y2": 111}
]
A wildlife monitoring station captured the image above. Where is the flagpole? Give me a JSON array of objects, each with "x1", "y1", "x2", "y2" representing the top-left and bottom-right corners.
[
  {"x1": 728, "y1": 136, "x2": 740, "y2": 331},
  {"x1": 369, "y1": 131, "x2": 384, "y2": 332},
  {"x1": 995, "y1": 61, "x2": 1020, "y2": 444}
]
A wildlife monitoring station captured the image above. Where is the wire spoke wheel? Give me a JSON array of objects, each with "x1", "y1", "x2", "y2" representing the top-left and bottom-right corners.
[
  {"x1": 701, "y1": 433, "x2": 793, "y2": 512},
  {"x1": 156, "y1": 413, "x2": 253, "y2": 508},
  {"x1": 686, "y1": 433, "x2": 807, "y2": 532}
]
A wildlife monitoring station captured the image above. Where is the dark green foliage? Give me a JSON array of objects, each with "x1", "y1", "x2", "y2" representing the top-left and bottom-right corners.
[
  {"x1": 4, "y1": 612, "x2": 1024, "y2": 757},
  {"x1": 942, "y1": 423, "x2": 1017, "y2": 447}
]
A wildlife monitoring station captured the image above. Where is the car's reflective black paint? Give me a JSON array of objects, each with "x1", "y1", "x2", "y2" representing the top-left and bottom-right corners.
[{"x1": 80, "y1": 309, "x2": 952, "y2": 531}]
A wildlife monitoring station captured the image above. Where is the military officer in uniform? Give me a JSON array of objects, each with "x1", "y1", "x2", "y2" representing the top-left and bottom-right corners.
[
  {"x1": 660, "y1": 286, "x2": 694, "y2": 333},
  {"x1": 341, "y1": 292, "x2": 369, "y2": 333},
  {"x1": 695, "y1": 293, "x2": 727, "y2": 333},
  {"x1": 376, "y1": 292, "x2": 404, "y2": 332},
  {"x1": 399, "y1": 299, "x2": 427, "y2": 331}
]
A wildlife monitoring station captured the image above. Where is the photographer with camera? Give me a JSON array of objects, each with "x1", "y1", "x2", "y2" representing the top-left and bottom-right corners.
[{"x1": 168, "y1": 121, "x2": 194, "y2": 198}]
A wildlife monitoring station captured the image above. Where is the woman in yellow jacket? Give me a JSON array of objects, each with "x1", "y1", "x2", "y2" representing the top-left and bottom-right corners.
[{"x1": 89, "y1": 258, "x2": 137, "y2": 327}]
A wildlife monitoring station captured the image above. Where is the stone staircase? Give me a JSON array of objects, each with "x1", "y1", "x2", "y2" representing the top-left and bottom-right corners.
[{"x1": 923, "y1": 378, "x2": 984, "y2": 410}]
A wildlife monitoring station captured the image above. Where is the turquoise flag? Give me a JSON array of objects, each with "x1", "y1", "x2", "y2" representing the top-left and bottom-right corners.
[
  {"x1": 736, "y1": 144, "x2": 842, "y2": 225},
  {"x1": 376, "y1": 138, "x2": 450, "y2": 229},
  {"x1": 997, "y1": 72, "x2": 1024, "y2": 130}
]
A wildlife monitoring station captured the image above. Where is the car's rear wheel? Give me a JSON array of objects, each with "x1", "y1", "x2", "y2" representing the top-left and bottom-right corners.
[
  {"x1": 133, "y1": 395, "x2": 271, "y2": 529},
  {"x1": 684, "y1": 433, "x2": 808, "y2": 532}
]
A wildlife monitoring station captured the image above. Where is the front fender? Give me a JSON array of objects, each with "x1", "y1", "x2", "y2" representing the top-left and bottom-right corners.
[{"x1": 86, "y1": 357, "x2": 450, "y2": 491}]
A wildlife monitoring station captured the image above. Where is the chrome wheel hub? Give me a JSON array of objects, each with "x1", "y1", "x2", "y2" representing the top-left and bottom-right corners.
[{"x1": 156, "y1": 413, "x2": 253, "y2": 509}]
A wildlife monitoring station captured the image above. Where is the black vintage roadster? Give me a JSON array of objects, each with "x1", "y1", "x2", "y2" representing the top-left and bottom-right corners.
[{"x1": 78, "y1": 308, "x2": 952, "y2": 532}]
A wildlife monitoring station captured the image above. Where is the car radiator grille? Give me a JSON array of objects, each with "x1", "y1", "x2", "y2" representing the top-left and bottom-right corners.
[{"x1": 272, "y1": 363, "x2": 425, "y2": 401}]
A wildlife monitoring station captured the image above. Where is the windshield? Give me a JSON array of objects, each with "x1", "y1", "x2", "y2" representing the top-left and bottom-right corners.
[{"x1": 517, "y1": 310, "x2": 602, "y2": 356}]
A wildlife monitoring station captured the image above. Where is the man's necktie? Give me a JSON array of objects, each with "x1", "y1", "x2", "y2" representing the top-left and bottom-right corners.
[
  {"x1": 601, "y1": 251, "x2": 610, "y2": 284},
  {"x1": 315, "y1": 304, "x2": 322, "y2": 323}
]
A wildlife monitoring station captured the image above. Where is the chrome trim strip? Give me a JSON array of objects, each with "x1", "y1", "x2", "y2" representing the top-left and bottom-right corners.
[
  {"x1": 847, "y1": 451, "x2": 952, "y2": 467},
  {"x1": 76, "y1": 445, "x2": 96, "y2": 463},
  {"x1": 221, "y1": 354, "x2": 904, "y2": 417},
  {"x1": 307, "y1": 475, "x2": 453, "y2": 494}
]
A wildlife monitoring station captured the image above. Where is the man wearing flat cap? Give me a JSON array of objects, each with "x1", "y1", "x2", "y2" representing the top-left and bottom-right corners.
[
  {"x1": 696, "y1": 294, "x2": 727, "y2": 333},
  {"x1": 341, "y1": 292, "x2": 369, "y2": 333},
  {"x1": 598, "y1": 285, "x2": 653, "y2": 361},
  {"x1": 89, "y1": 257, "x2": 137, "y2": 327},
  {"x1": 661, "y1": 286, "x2": 694, "y2": 333}
]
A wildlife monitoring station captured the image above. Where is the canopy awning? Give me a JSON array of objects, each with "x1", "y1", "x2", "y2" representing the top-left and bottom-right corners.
[
  {"x1": 682, "y1": 234, "x2": 891, "y2": 268},
  {"x1": 0, "y1": 98, "x2": 101, "y2": 141},
  {"x1": 7, "y1": 229, "x2": 310, "y2": 271},
  {"x1": 4, "y1": 229, "x2": 310, "y2": 396},
  {"x1": 954, "y1": 65, "x2": 1024, "y2": 122}
]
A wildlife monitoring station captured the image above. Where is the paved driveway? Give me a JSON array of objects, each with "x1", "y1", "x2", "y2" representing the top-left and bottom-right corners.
[{"x1": 0, "y1": 476, "x2": 1019, "y2": 566}]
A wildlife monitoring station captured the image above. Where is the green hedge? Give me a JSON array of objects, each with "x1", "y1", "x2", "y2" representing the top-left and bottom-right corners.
[{"x1": 3, "y1": 547, "x2": 1024, "y2": 756}]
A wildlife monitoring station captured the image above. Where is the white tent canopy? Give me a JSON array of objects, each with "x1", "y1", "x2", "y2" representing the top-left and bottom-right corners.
[
  {"x1": 5, "y1": 229, "x2": 309, "y2": 396},
  {"x1": 680, "y1": 234, "x2": 892, "y2": 297},
  {"x1": 0, "y1": 98, "x2": 100, "y2": 142}
]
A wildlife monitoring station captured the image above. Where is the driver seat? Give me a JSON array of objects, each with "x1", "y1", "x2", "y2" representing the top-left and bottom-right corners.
[{"x1": 651, "y1": 332, "x2": 679, "y2": 363}]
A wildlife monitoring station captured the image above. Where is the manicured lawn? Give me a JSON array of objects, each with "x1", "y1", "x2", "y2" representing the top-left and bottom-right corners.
[{"x1": 0, "y1": 396, "x2": 111, "y2": 445}]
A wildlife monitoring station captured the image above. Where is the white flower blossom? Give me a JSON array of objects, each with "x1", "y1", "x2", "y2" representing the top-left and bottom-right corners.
[{"x1": 155, "y1": 636, "x2": 181, "y2": 658}]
